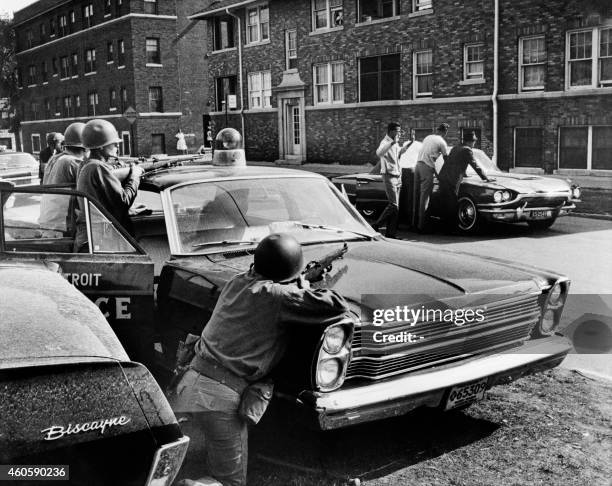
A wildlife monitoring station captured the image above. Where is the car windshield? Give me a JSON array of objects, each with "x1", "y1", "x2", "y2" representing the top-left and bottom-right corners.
[
  {"x1": 168, "y1": 176, "x2": 374, "y2": 253},
  {"x1": 466, "y1": 149, "x2": 501, "y2": 176}
]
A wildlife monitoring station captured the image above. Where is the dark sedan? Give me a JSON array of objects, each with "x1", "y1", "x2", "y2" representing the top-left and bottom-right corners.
[{"x1": 332, "y1": 141, "x2": 581, "y2": 232}]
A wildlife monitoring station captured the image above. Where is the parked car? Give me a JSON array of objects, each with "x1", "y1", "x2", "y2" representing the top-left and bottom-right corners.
[
  {"x1": 0, "y1": 260, "x2": 189, "y2": 485},
  {"x1": 0, "y1": 147, "x2": 39, "y2": 186},
  {"x1": 0, "y1": 149, "x2": 571, "y2": 430},
  {"x1": 332, "y1": 141, "x2": 581, "y2": 232}
]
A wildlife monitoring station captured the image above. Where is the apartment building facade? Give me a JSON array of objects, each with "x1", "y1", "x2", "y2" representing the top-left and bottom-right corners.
[
  {"x1": 190, "y1": 0, "x2": 611, "y2": 174},
  {"x1": 14, "y1": 0, "x2": 208, "y2": 157}
]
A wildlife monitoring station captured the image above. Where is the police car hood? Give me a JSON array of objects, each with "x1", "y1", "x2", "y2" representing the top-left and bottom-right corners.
[
  {"x1": 173, "y1": 239, "x2": 553, "y2": 307},
  {"x1": 0, "y1": 262, "x2": 129, "y2": 368}
]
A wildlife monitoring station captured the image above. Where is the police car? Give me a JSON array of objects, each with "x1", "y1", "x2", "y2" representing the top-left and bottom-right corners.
[{"x1": 0, "y1": 129, "x2": 571, "y2": 430}]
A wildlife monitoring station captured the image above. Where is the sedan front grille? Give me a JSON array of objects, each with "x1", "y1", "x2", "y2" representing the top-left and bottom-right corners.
[
  {"x1": 347, "y1": 294, "x2": 541, "y2": 381},
  {"x1": 522, "y1": 196, "x2": 567, "y2": 208}
]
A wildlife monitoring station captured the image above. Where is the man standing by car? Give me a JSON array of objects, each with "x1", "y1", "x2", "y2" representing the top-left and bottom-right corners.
[
  {"x1": 38, "y1": 132, "x2": 64, "y2": 182},
  {"x1": 438, "y1": 131, "x2": 491, "y2": 227},
  {"x1": 174, "y1": 233, "x2": 350, "y2": 486},
  {"x1": 39, "y1": 123, "x2": 87, "y2": 236},
  {"x1": 372, "y1": 122, "x2": 413, "y2": 238},
  {"x1": 74, "y1": 119, "x2": 143, "y2": 252},
  {"x1": 413, "y1": 123, "x2": 450, "y2": 232}
]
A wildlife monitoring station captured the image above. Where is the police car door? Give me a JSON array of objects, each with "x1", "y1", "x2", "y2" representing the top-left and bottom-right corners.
[{"x1": 0, "y1": 183, "x2": 155, "y2": 364}]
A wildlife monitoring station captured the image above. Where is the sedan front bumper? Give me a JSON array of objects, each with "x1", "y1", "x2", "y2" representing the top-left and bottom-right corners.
[
  {"x1": 478, "y1": 203, "x2": 577, "y2": 223},
  {"x1": 296, "y1": 335, "x2": 571, "y2": 430}
]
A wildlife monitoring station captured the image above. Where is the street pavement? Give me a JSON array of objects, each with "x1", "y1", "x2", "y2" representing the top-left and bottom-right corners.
[{"x1": 394, "y1": 215, "x2": 612, "y2": 380}]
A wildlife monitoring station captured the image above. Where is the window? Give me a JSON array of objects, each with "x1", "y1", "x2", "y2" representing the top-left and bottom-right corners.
[
  {"x1": 413, "y1": 0, "x2": 432, "y2": 11},
  {"x1": 285, "y1": 29, "x2": 297, "y2": 70},
  {"x1": 567, "y1": 27, "x2": 612, "y2": 88},
  {"x1": 70, "y1": 11, "x2": 76, "y2": 30},
  {"x1": 63, "y1": 96, "x2": 73, "y2": 117},
  {"x1": 30, "y1": 102, "x2": 39, "y2": 120},
  {"x1": 464, "y1": 44, "x2": 484, "y2": 80},
  {"x1": 146, "y1": 38, "x2": 161, "y2": 64},
  {"x1": 60, "y1": 56, "x2": 69, "y2": 78},
  {"x1": 144, "y1": 0, "x2": 158, "y2": 15},
  {"x1": 148, "y1": 86, "x2": 163, "y2": 112},
  {"x1": 514, "y1": 128, "x2": 543, "y2": 168},
  {"x1": 104, "y1": 0, "x2": 112, "y2": 16},
  {"x1": 118, "y1": 39, "x2": 125, "y2": 66},
  {"x1": 213, "y1": 15, "x2": 235, "y2": 50},
  {"x1": 120, "y1": 131, "x2": 131, "y2": 156},
  {"x1": 414, "y1": 49, "x2": 433, "y2": 97},
  {"x1": 519, "y1": 36, "x2": 546, "y2": 91},
  {"x1": 87, "y1": 91, "x2": 98, "y2": 116},
  {"x1": 26, "y1": 30, "x2": 34, "y2": 49},
  {"x1": 559, "y1": 126, "x2": 612, "y2": 170},
  {"x1": 52, "y1": 57, "x2": 58, "y2": 76},
  {"x1": 247, "y1": 71, "x2": 272, "y2": 108},
  {"x1": 359, "y1": 54, "x2": 400, "y2": 101},
  {"x1": 216, "y1": 76, "x2": 237, "y2": 111},
  {"x1": 27, "y1": 64, "x2": 37, "y2": 85},
  {"x1": 59, "y1": 14, "x2": 68, "y2": 36},
  {"x1": 358, "y1": 0, "x2": 399, "y2": 22},
  {"x1": 246, "y1": 4, "x2": 269, "y2": 44},
  {"x1": 55, "y1": 98, "x2": 61, "y2": 115},
  {"x1": 151, "y1": 133, "x2": 166, "y2": 155},
  {"x1": 44, "y1": 99, "x2": 52, "y2": 118},
  {"x1": 71, "y1": 53, "x2": 78, "y2": 76},
  {"x1": 107, "y1": 41, "x2": 114, "y2": 63},
  {"x1": 314, "y1": 62, "x2": 344, "y2": 104},
  {"x1": 74, "y1": 95, "x2": 81, "y2": 116},
  {"x1": 85, "y1": 48, "x2": 96, "y2": 73},
  {"x1": 41, "y1": 61, "x2": 48, "y2": 83},
  {"x1": 121, "y1": 87, "x2": 128, "y2": 111},
  {"x1": 50, "y1": 18, "x2": 56, "y2": 37},
  {"x1": 312, "y1": 0, "x2": 343, "y2": 31},
  {"x1": 31, "y1": 134, "x2": 41, "y2": 153},
  {"x1": 109, "y1": 88, "x2": 117, "y2": 110},
  {"x1": 83, "y1": 3, "x2": 94, "y2": 28},
  {"x1": 40, "y1": 23, "x2": 46, "y2": 41}
]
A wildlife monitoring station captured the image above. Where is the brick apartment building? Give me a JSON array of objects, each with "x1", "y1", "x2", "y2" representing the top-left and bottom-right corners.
[
  {"x1": 190, "y1": 0, "x2": 612, "y2": 174},
  {"x1": 13, "y1": 0, "x2": 209, "y2": 157}
]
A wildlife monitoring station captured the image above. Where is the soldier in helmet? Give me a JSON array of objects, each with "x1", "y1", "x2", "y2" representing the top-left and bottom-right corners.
[
  {"x1": 74, "y1": 119, "x2": 144, "y2": 252},
  {"x1": 174, "y1": 233, "x2": 350, "y2": 486},
  {"x1": 39, "y1": 123, "x2": 88, "y2": 236}
]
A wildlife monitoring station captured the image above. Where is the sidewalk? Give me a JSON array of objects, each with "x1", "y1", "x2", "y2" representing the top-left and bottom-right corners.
[{"x1": 249, "y1": 160, "x2": 612, "y2": 219}]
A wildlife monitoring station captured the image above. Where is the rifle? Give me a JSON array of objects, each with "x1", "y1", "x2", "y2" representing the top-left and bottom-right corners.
[
  {"x1": 111, "y1": 154, "x2": 208, "y2": 182},
  {"x1": 301, "y1": 242, "x2": 348, "y2": 283}
]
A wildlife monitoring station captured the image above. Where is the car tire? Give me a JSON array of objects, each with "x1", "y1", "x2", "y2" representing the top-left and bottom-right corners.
[
  {"x1": 456, "y1": 197, "x2": 480, "y2": 233},
  {"x1": 528, "y1": 218, "x2": 556, "y2": 231}
]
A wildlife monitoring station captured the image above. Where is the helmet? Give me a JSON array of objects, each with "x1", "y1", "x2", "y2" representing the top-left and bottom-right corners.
[
  {"x1": 212, "y1": 127, "x2": 246, "y2": 167},
  {"x1": 82, "y1": 119, "x2": 121, "y2": 149},
  {"x1": 254, "y1": 233, "x2": 303, "y2": 282},
  {"x1": 63, "y1": 122, "x2": 86, "y2": 148}
]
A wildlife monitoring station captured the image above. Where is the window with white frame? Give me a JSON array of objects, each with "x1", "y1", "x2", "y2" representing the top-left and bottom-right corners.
[
  {"x1": 246, "y1": 4, "x2": 269, "y2": 44},
  {"x1": 213, "y1": 15, "x2": 235, "y2": 50},
  {"x1": 414, "y1": 49, "x2": 432, "y2": 97},
  {"x1": 60, "y1": 56, "x2": 70, "y2": 78},
  {"x1": 59, "y1": 14, "x2": 68, "y2": 36},
  {"x1": 464, "y1": 44, "x2": 484, "y2": 80},
  {"x1": 120, "y1": 131, "x2": 131, "y2": 156},
  {"x1": 107, "y1": 41, "x2": 114, "y2": 63},
  {"x1": 148, "y1": 86, "x2": 163, "y2": 112},
  {"x1": 118, "y1": 39, "x2": 125, "y2": 66},
  {"x1": 358, "y1": 0, "x2": 399, "y2": 22},
  {"x1": 83, "y1": 3, "x2": 94, "y2": 28},
  {"x1": 359, "y1": 54, "x2": 399, "y2": 101},
  {"x1": 104, "y1": 0, "x2": 112, "y2": 16},
  {"x1": 247, "y1": 71, "x2": 272, "y2": 108},
  {"x1": 109, "y1": 88, "x2": 117, "y2": 110},
  {"x1": 567, "y1": 27, "x2": 612, "y2": 88},
  {"x1": 146, "y1": 38, "x2": 161, "y2": 64},
  {"x1": 413, "y1": 0, "x2": 432, "y2": 11},
  {"x1": 87, "y1": 91, "x2": 98, "y2": 116},
  {"x1": 144, "y1": 0, "x2": 158, "y2": 15},
  {"x1": 514, "y1": 127, "x2": 543, "y2": 167},
  {"x1": 31, "y1": 134, "x2": 41, "y2": 153},
  {"x1": 314, "y1": 61, "x2": 344, "y2": 104},
  {"x1": 559, "y1": 125, "x2": 612, "y2": 170},
  {"x1": 71, "y1": 52, "x2": 78, "y2": 76},
  {"x1": 312, "y1": 0, "x2": 343, "y2": 31},
  {"x1": 285, "y1": 29, "x2": 297, "y2": 70},
  {"x1": 85, "y1": 48, "x2": 96, "y2": 73},
  {"x1": 519, "y1": 36, "x2": 546, "y2": 91}
]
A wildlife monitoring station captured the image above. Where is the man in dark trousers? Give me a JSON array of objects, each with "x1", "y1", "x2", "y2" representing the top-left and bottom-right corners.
[
  {"x1": 174, "y1": 233, "x2": 351, "y2": 486},
  {"x1": 438, "y1": 131, "x2": 491, "y2": 225}
]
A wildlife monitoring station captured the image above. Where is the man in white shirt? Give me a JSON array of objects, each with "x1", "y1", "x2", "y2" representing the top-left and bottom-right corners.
[
  {"x1": 372, "y1": 122, "x2": 413, "y2": 238},
  {"x1": 413, "y1": 123, "x2": 450, "y2": 231}
]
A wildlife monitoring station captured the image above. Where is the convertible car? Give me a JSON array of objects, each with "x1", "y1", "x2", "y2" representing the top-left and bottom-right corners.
[
  {"x1": 0, "y1": 260, "x2": 188, "y2": 485},
  {"x1": 0, "y1": 130, "x2": 572, "y2": 430},
  {"x1": 332, "y1": 142, "x2": 581, "y2": 232}
]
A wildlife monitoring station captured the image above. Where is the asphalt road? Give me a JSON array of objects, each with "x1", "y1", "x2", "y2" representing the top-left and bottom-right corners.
[{"x1": 395, "y1": 215, "x2": 612, "y2": 380}]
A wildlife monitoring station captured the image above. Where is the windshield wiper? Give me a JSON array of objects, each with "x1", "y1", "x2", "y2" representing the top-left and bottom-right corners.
[
  {"x1": 292, "y1": 222, "x2": 375, "y2": 240},
  {"x1": 192, "y1": 239, "x2": 258, "y2": 249}
]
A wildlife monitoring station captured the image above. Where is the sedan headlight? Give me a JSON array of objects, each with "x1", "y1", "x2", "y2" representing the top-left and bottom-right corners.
[
  {"x1": 493, "y1": 191, "x2": 503, "y2": 203},
  {"x1": 571, "y1": 186, "x2": 581, "y2": 199},
  {"x1": 502, "y1": 190, "x2": 512, "y2": 201},
  {"x1": 548, "y1": 282, "x2": 563, "y2": 305},
  {"x1": 314, "y1": 319, "x2": 354, "y2": 392},
  {"x1": 534, "y1": 279, "x2": 570, "y2": 337}
]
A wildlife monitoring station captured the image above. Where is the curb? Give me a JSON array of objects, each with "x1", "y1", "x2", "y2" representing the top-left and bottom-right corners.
[{"x1": 568, "y1": 212, "x2": 612, "y2": 221}]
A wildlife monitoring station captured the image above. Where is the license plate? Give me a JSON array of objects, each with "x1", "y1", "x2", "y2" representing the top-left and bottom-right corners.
[
  {"x1": 530, "y1": 210, "x2": 552, "y2": 219},
  {"x1": 444, "y1": 378, "x2": 488, "y2": 410}
]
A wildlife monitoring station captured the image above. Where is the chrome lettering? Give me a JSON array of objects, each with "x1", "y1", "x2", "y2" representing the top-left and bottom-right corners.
[{"x1": 41, "y1": 415, "x2": 131, "y2": 441}]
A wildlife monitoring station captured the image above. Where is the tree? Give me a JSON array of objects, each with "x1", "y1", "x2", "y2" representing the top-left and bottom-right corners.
[{"x1": 0, "y1": 17, "x2": 18, "y2": 133}]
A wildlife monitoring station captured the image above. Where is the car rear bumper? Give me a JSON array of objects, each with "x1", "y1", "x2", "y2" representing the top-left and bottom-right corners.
[{"x1": 294, "y1": 335, "x2": 571, "y2": 430}]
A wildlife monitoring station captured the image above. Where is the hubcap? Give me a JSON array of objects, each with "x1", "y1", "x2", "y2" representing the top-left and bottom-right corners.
[{"x1": 458, "y1": 199, "x2": 477, "y2": 230}]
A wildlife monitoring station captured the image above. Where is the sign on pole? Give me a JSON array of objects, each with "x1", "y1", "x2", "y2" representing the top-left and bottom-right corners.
[
  {"x1": 124, "y1": 106, "x2": 138, "y2": 125},
  {"x1": 227, "y1": 95, "x2": 237, "y2": 110}
]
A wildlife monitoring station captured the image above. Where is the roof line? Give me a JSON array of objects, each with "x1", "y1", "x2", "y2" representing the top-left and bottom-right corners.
[{"x1": 189, "y1": 0, "x2": 258, "y2": 19}]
